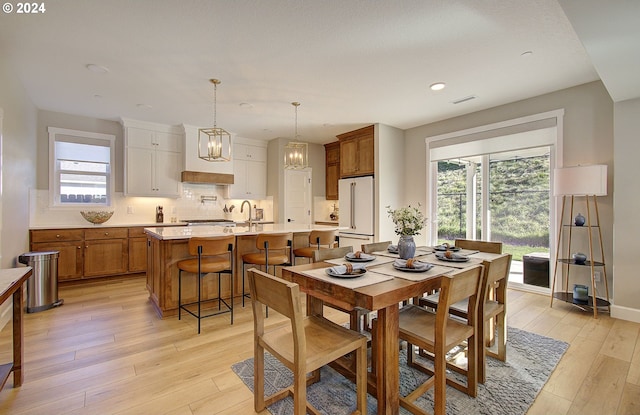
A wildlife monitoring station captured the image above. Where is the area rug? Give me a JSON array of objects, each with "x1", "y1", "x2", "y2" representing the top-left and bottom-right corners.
[{"x1": 231, "y1": 327, "x2": 568, "y2": 415}]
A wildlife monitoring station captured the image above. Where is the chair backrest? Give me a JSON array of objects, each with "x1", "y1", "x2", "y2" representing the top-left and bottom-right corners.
[
  {"x1": 361, "y1": 241, "x2": 392, "y2": 254},
  {"x1": 480, "y1": 253, "x2": 512, "y2": 306},
  {"x1": 454, "y1": 239, "x2": 502, "y2": 254},
  {"x1": 247, "y1": 268, "x2": 305, "y2": 347},
  {"x1": 256, "y1": 232, "x2": 291, "y2": 251},
  {"x1": 312, "y1": 246, "x2": 354, "y2": 262},
  {"x1": 308, "y1": 230, "x2": 337, "y2": 248},
  {"x1": 438, "y1": 264, "x2": 483, "y2": 325},
  {"x1": 188, "y1": 236, "x2": 235, "y2": 256}
]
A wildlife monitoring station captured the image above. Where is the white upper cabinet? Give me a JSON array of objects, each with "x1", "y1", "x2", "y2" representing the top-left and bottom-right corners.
[
  {"x1": 122, "y1": 119, "x2": 183, "y2": 198},
  {"x1": 226, "y1": 139, "x2": 267, "y2": 199}
]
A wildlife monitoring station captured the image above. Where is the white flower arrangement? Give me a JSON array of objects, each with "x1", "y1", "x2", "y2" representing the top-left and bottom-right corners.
[{"x1": 386, "y1": 204, "x2": 427, "y2": 236}]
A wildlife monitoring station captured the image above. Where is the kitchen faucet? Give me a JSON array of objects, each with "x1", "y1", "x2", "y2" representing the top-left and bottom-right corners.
[{"x1": 240, "y1": 200, "x2": 252, "y2": 226}]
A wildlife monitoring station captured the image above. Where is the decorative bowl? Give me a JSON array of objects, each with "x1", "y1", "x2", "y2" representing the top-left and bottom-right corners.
[{"x1": 80, "y1": 211, "x2": 114, "y2": 225}]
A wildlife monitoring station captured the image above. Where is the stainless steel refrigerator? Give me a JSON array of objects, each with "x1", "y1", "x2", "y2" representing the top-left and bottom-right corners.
[{"x1": 338, "y1": 176, "x2": 375, "y2": 249}]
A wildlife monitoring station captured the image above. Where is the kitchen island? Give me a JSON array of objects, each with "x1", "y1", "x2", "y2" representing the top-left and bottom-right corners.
[{"x1": 144, "y1": 223, "x2": 343, "y2": 318}]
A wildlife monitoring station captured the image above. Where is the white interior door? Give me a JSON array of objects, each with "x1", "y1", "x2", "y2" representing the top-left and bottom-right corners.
[{"x1": 284, "y1": 168, "x2": 312, "y2": 225}]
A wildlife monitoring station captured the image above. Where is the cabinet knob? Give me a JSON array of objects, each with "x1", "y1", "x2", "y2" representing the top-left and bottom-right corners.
[
  {"x1": 85, "y1": 245, "x2": 89, "y2": 249},
  {"x1": 56, "y1": 234, "x2": 61, "y2": 238},
  {"x1": 77, "y1": 246, "x2": 81, "y2": 249},
  {"x1": 104, "y1": 232, "x2": 109, "y2": 236}
]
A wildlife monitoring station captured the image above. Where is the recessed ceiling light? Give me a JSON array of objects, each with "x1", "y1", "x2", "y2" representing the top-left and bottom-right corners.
[
  {"x1": 86, "y1": 64, "x2": 109, "y2": 73},
  {"x1": 136, "y1": 103, "x2": 152, "y2": 109},
  {"x1": 430, "y1": 82, "x2": 446, "y2": 91},
  {"x1": 239, "y1": 102, "x2": 254, "y2": 109},
  {"x1": 93, "y1": 94, "x2": 103, "y2": 99},
  {"x1": 521, "y1": 51, "x2": 533, "y2": 58}
]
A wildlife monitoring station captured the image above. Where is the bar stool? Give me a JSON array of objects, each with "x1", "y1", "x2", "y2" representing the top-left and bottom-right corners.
[
  {"x1": 292, "y1": 230, "x2": 337, "y2": 264},
  {"x1": 241, "y1": 232, "x2": 293, "y2": 308},
  {"x1": 177, "y1": 235, "x2": 235, "y2": 334}
]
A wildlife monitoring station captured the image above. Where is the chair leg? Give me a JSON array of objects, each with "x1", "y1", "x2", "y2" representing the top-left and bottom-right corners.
[
  {"x1": 242, "y1": 262, "x2": 246, "y2": 307},
  {"x1": 293, "y1": 363, "x2": 307, "y2": 415},
  {"x1": 230, "y1": 270, "x2": 234, "y2": 325},
  {"x1": 355, "y1": 343, "x2": 367, "y2": 415},
  {"x1": 197, "y1": 272, "x2": 202, "y2": 334},
  {"x1": 178, "y1": 270, "x2": 182, "y2": 320},
  {"x1": 254, "y1": 347, "x2": 266, "y2": 412}
]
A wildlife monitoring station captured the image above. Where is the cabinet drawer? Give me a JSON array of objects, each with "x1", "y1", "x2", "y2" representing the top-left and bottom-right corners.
[
  {"x1": 128, "y1": 227, "x2": 147, "y2": 237},
  {"x1": 31, "y1": 229, "x2": 84, "y2": 243},
  {"x1": 85, "y1": 228, "x2": 128, "y2": 240}
]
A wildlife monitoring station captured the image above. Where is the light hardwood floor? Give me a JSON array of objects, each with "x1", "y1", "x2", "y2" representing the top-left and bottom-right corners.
[{"x1": 0, "y1": 275, "x2": 639, "y2": 415}]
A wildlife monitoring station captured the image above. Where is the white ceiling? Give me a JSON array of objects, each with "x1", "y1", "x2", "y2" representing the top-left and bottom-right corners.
[{"x1": 1, "y1": 0, "x2": 629, "y2": 144}]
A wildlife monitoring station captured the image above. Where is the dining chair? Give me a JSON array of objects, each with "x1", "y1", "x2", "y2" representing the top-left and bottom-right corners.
[
  {"x1": 395, "y1": 264, "x2": 483, "y2": 415},
  {"x1": 176, "y1": 235, "x2": 235, "y2": 334},
  {"x1": 312, "y1": 246, "x2": 370, "y2": 333},
  {"x1": 293, "y1": 229, "x2": 337, "y2": 264},
  {"x1": 361, "y1": 240, "x2": 392, "y2": 254},
  {"x1": 419, "y1": 253, "x2": 512, "y2": 383},
  {"x1": 241, "y1": 232, "x2": 293, "y2": 315},
  {"x1": 454, "y1": 238, "x2": 503, "y2": 254},
  {"x1": 247, "y1": 268, "x2": 368, "y2": 415}
]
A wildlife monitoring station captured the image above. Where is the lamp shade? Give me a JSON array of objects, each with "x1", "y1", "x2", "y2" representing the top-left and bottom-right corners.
[{"x1": 553, "y1": 165, "x2": 607, "y2": 196}]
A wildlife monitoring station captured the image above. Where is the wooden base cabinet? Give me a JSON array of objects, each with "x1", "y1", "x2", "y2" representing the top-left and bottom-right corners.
[
  {"x1": 84, "y1": 228, "x2": 129, "y2": 277},
  {"x1": 30, "y1": 229, "x2": 84, "y2": 281}
]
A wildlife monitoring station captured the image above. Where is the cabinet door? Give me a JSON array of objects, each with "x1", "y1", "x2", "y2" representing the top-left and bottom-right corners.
[
  {"x1": 126, "y1": 147, "x2": 155, "y2": 196},
  {"x1": 128, "y1": 237, "x2": 148, "y2": 273},
  {"x1": 84, "y1": 239, "x2": 128, "y2": 277},
  {"x1": 326, "y1": 163, "x2": 339, "y2": 200},
  {"x1": 31, "y1": 242, "x2": 83, "y2": 281},
  {"x1": 246, "y1": 145, "x2": 267, "y2": 162},
  {"x1": 126, "y1": 127, "x2": 156, "y2": 149},
  {"x1": 340, "y1": 138, "x2": 359, "y2": 177},
  {"x1": 154, "y1": 150, "x2": 181, "y2": 197},
  {"x1": 154, "y1": 131, "x2": 183, "y2": 153},
  {"x1": 227, "y1": 159, "x2": 249, "y2": 199},
  {"x1": 356, "y1": 134, "x2": 374, "y2": 176},
  {"x1": 246, "y1": 160, "x2": 267, "y2": 198}
]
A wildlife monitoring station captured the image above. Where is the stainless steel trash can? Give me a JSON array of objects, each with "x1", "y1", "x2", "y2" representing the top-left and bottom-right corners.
[{"x1": 18, "y1": 251, "x2": 64, "y2": 313}]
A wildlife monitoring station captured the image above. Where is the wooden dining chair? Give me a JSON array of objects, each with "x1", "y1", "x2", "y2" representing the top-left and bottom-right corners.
[
  {"x1": 396, "y1": 265, "x2": 483, "y2": 415},
  {"x1": 241, "y1": 232, "x2": 293, "y2": 308},
  {"x1": 176, "y1": 235, "x2": 235, "y2": 334},
  {"x1": 419, "y1": 253, "x2": 512, "y2": 383},
  {"x1": 293, "y1": 229, "x2": 337, "y2": 264},
  {"x1": 247, "y1": 268, "x2": 368, "y2": 415},
  {"x1": 361, "y1": 240, "x2": 392, "y2": 254},
  {"x1": 454, "y1": 238, "x2": 503, "y2": 254},
  {"x1": 312, "y1": 246, "x2": 370, "y2": 333}
]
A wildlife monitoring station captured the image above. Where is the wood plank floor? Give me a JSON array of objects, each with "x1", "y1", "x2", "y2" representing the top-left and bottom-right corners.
[{"x1": 0, "y1": 276, "x2": 639, "y2": 414}]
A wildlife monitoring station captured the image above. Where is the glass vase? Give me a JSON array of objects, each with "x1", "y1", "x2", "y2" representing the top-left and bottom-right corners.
[{"x1": 397, "y1": 235, "x2": 416, "y2": 259}]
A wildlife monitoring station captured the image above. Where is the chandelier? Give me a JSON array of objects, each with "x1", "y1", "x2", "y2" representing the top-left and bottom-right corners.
[
  {"x1": 283, "y1": 102, "x2": 308, "y2": 169},
  {"x1": 198, "y1": 79, "x2": 232, "y2": 162}
]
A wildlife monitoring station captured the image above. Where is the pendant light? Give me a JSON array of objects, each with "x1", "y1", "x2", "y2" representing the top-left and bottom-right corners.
[
  {"x1": 198, "y1": 79, "x2": 232, "y2": 162},
  {"x1": 284, "y1": 102, "x2": 308, "y2": 169}
]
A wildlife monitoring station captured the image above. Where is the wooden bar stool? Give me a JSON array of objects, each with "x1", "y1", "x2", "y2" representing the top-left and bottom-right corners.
[
  {"x1": 292, "y1": 230, "x2": 337, "y2": 264},
  {"x1": 177, "y1": 235, "x2": 235, "y2": 334},
  {"x1": 241, "y1": 232, "x2": 293, "y2": 309}
]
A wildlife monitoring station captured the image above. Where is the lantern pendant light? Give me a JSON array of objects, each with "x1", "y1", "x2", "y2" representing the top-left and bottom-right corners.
[
  {"x1": 284, "y1": 102, "x2": 308, "y2": 169},
  {"x1": 198, "y1": 79, "x2": 232, "y2": 162}
]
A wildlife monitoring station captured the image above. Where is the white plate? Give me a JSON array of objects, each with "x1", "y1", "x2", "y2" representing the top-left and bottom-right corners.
[
  {"x1": 325, "y1": 268, "x2": 367, "y2": 278},
  {"x1": 433, "y1": 245, "x2": 461, "y2": 252},
  {"x1": 392, "y1": 263, "x2": 434, "y2": 273},
  {"x1": 345, "y1": 253, "x2": 375, "y2": 262},
  {"x1": 435, "y1": 253, "x2": 469, "y2": 262}
]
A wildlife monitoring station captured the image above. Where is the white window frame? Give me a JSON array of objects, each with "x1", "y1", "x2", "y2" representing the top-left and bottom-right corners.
[{"x1": 48, "y1": 127, "x2": 116, "y2": 207}]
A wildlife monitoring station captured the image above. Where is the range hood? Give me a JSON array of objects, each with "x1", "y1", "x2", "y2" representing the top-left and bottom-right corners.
[{"x1": 181, "y1": 171, "x2": 234, "y2": 184}]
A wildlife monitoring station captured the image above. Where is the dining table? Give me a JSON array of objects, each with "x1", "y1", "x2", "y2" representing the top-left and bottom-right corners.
[{"x1": 281, "y1": 246, "x2": 500, "y2": 415}]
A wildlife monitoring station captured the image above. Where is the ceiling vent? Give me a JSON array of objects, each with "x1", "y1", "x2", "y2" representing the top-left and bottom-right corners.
[{"x1": 451, "y1": 95, "x2": 477, "y2": 104}]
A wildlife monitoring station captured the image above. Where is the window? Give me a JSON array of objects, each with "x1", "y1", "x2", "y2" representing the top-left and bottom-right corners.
[{"x1": 49, "y1": 127, "x2": 115, "y2": 206}]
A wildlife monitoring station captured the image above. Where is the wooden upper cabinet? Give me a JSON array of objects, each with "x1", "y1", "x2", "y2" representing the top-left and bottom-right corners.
[
  {"x1": 324, "y1": 141, "x2": 340, "y2": 200},
  {"x1": 338, "y1": 125, "x2": 374, "y2": 178}
]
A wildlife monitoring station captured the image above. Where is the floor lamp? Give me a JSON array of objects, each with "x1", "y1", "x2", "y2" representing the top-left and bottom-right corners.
[{"x1": 550, "y1": 165, "x2": 610, "y2": 318}]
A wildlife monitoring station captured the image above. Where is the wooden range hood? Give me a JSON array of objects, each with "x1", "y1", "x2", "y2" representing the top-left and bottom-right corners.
[{"x1": 180, "y1": 171, "x2": 234, "y2": 185}]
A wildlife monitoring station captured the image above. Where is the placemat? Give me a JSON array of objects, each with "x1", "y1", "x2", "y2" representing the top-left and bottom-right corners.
[
  {"x1": 299, "y1": 266, "x2": 393, "y2": 289},
  {"x1": 371, "y1": 246, "x2": 433, "y2": 258},
  {"x1": 326, "y1": 256, "x2": 395, "y2": 267},
  {"x1": 367, "y1": 262, "x2": 453, "y2": 282}
]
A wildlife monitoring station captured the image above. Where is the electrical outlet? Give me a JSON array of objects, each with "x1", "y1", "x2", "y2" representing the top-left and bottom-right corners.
[{"x1": 594, "y1": 271, "x2": 601, "y2": 283}]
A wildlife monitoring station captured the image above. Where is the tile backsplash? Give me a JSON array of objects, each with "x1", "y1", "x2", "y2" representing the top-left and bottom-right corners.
[{"x1": 29, "y1": 183, "x2": 273, "y2": 227}]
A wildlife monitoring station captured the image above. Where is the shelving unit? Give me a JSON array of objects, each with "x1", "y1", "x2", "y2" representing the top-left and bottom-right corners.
[{"x1": 550, "y1": 194, "x2": 610, "y2": 318}]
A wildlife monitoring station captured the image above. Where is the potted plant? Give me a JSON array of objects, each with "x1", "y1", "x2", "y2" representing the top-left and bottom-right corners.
[{"x1": 386, "y1": 204, "x2": 427, "y2": 259}]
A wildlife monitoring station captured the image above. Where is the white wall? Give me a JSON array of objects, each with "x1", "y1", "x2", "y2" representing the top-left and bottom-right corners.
[
  {"x1": 375, "y1": 123, "x2": 406, "y2": 244},
  {"x1": 0, "y1": 59, "x2": 38, "y2": 327},
  {"x1": 612, "y1": 97, "x2": 640, "y2": 322}
]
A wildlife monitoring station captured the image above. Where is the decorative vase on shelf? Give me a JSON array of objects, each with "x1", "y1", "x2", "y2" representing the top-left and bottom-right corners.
[
  {"x1": 573, "y1": 252, "x2": 587, "y2": 265},
  {"x1": 397, "y1": 235, "x2": 416, "y2": 259},
  {"x1": 574, "y1": 213, "x2": 586, "y2": 226}
]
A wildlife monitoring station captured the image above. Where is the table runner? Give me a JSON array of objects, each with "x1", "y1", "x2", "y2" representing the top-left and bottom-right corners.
[
  {"x1": 299, "y1": 266, "x2": 394, "y2": 289},
  {"x1": 368, "y1": 261, "x2": 454, "y2": 282}
]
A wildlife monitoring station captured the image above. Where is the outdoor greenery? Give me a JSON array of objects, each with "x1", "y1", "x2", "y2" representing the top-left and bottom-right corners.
[{"x1": 437, "y1": 155, "x2": 550, "y2": 258}]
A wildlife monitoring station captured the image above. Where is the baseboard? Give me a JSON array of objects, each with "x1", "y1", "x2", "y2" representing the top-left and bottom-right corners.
[{"x1": 611, "y1": 304, "x2": 640, "y2": 323}]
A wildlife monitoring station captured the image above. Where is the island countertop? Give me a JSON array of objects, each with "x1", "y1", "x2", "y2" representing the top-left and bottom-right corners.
[{"x1": 144, "y1": 223, "x2": 344, "y2": 240}]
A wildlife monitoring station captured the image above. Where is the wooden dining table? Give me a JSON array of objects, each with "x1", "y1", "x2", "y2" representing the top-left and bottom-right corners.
[{"x1": 280, "y1": 247, "x2": 496, "y2": 415}]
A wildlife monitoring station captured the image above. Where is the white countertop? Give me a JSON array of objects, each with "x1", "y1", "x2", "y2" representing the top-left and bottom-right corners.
[
  {"x1": 144, "y1": 223, "x2": 345, "y2": 240},
  {"x1": 29, "y1": 222, "x2": 186, "y2": 230}
]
